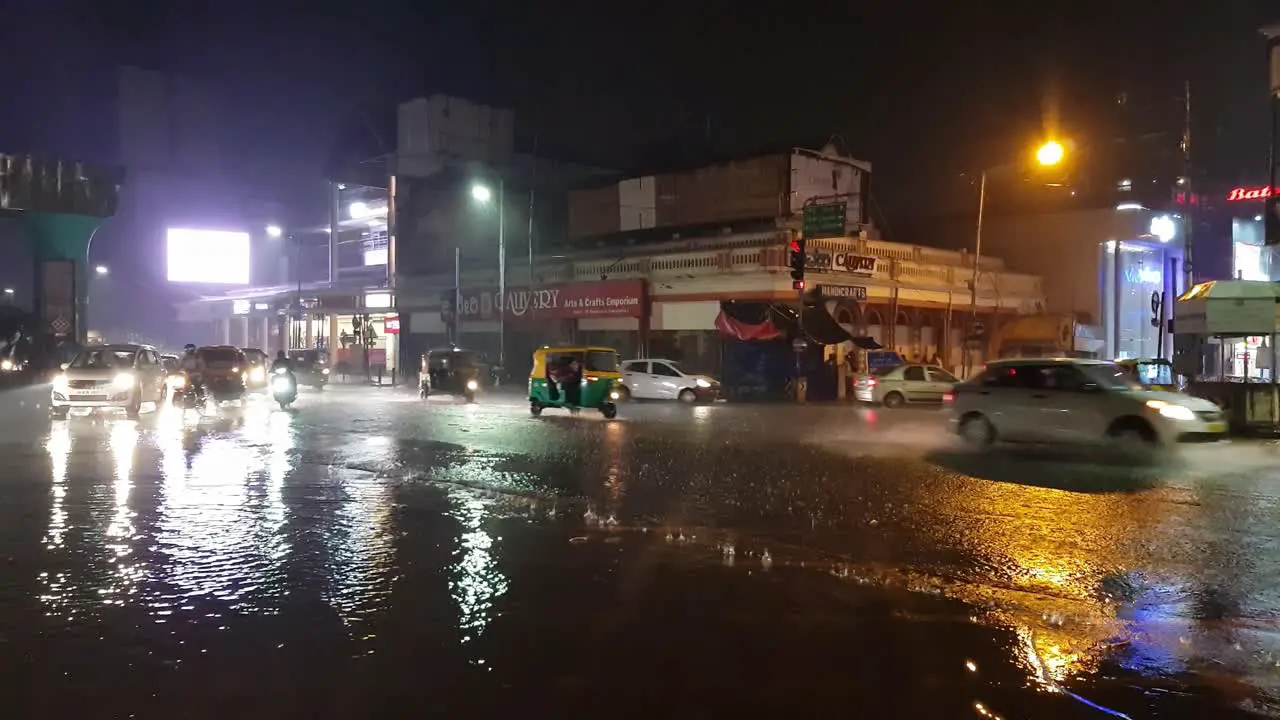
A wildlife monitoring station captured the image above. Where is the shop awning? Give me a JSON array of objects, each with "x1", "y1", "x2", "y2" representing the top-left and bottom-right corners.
[{"x1": 716, "y1": 301, "x2": 881, "y2": 348}]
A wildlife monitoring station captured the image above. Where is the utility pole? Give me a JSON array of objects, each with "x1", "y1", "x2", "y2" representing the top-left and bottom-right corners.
[
  {"x1": 1265, "y1": 25, "x2": 1280, "y2": 247},
  {"x1": 965, "y1": 170, "x2": 988, "y2": 379},
  {"x1": 1182, "y1": 80, "x2": 1194, "y2": 290}
]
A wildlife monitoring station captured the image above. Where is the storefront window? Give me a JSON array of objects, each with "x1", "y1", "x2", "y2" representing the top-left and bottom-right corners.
[{"x1": 1101, "y1": 241, "x2": 1173, "y2": 360}]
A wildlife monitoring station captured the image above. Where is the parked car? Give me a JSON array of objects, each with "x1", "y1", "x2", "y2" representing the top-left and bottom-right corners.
[
  {"x1": 854, "y1": 364, "x2": 957, "y2": 407},
  {"x1": 619, "y1": 359, "x2": 719, "y2": 403}
]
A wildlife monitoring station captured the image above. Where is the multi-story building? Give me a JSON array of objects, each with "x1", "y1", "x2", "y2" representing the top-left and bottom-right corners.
[{"x1": 176, "y1": 100, "x2": 1047, "y2": 388}]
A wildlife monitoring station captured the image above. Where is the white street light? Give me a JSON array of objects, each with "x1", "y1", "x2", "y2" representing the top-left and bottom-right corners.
[
  {"x1": 95, "y1": 265, "x2": 109, "y2": 276},
  {"x1": 2, "y1": 288, "x2": 12, "y2": 295},
  {"x1": 470, "y1": 179, "x2": 504, "y2": 370},
  {"x1": 266, "y1": 224, "x2": 283, "y2": 238}
]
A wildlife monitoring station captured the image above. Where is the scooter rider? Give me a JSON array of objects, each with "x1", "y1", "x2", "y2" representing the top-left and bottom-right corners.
[
  {"x1": 180, "y1": 344, "x2": 205, "y2": 399},
  {"x1": 271, "y1": 350, "x2": 294, "y2": 374}
]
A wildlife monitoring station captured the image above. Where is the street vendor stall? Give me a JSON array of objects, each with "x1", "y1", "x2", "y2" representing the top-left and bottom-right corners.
[{"x1": 1173, "y1": 280, "x2": 1280, "y2": 433}]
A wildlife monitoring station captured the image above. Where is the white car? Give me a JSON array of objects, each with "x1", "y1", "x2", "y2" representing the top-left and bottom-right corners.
[
  {"x1": 620, "y1": 359, "x2": 719, "y2": 403},
  {"x1": 854, "y1": 364, "x2": 957, "y2": 407},
  {"x1": 50, "y1": 344, "x2": 169, "y2": 419},
  {"x1": 950, "y1": 357, "x2": 1227, "y2": 449}
]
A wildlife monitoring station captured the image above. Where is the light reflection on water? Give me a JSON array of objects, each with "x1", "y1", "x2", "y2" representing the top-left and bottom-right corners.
[
  {"x1": 38, "y1": 423, "x2": 72, "y2": 616},
  {"x1": 103, "y1": 423, "x2": 140, "y2": 605},
  {"x1": 449, "y1": 490, "x2": 509, "y2": 655}
]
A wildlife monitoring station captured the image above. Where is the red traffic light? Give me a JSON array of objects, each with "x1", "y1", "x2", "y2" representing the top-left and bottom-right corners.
[{"x1": 792, "y1": 279, "x2": 806, "y2": 290}]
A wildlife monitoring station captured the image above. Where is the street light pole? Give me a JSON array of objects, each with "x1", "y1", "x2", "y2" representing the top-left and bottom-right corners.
[
  {"x1": 497, "y1": 177, "x2": 506, "y2": 373},
  {"x1": 965, "y1": 170, "x2": 987, "y2": 378}
]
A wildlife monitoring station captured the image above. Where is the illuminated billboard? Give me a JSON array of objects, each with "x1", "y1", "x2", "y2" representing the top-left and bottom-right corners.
[{"x1": 166, "y1": 228, "x2": 251, "y2": 284}]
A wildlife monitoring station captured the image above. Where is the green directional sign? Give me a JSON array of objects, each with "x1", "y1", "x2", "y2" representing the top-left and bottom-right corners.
[{"x1": 802, "y1": 201, "x2": 847, "y2": 239}]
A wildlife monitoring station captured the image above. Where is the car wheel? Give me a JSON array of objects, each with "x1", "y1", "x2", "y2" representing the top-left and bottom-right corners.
[
  {"x1": 530, "y1": 402, "x2": 543, "y2": 417},
  {"x1": 1107, "y1": 419, "x2": 1157, "y2": 453},
  {"x1": 883, "y1": 391, "x2": 906, "y2": 408},
  {"x1": 678, "y1": 389, "x2": 698, "y2": 404},
  {"x1": 601, "y1": 402, "x2": 618, "y2": 419},
  {"x1": 959, "y1": 414, "x2": 995, "y2": 447}
]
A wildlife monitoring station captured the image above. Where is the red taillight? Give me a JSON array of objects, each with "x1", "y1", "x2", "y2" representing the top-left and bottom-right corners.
[{"x1": 942, "y1": 391, "x2": 954, "y2": 403}]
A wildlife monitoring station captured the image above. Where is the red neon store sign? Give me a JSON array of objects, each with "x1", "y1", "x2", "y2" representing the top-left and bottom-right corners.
[{"x1": 1226, "y1": 186, "x2": 1274, "y2": 201}]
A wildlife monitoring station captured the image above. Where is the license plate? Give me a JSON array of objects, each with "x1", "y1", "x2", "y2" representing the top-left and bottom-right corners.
[
  {"x1": 1207, "y1": 422, "x2": 1226, "y2": 433},
  {"x1": 70, "y1": 388, "x2": 102, "y2": 395}
]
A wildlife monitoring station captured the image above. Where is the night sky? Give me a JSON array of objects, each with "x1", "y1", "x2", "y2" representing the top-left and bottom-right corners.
[{"x1": 2, "y1": 1, "x2": 1278, "y2": 240}]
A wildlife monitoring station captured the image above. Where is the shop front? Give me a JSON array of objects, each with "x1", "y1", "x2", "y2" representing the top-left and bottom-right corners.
[{"x1": 401, "y1": 279, "x2": 649, "y2": 378}]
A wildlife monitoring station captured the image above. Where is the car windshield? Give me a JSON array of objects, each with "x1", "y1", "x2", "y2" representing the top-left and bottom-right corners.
[
  {"x1": 69, "y1": 349, "x2": 135, "y2": 369},
  {"x1": 201, "y1": 348, "x2": 240, "y2": 364},
  {"x1": 1079, "y1": 362, "x2": 1142, "y2": 390},
  {"x1": 585, "y1": 351, "x2": 618, "y2": 372}
]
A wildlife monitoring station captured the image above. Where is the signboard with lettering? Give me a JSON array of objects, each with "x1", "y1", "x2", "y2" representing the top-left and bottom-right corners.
[
  {"x1": 818, "y1": 284, "x2": 867, "y2": 301},
  {"x1": 456, "y1": 280, "x2": 647, "y2": 321},
  {"x1": 383, "y1": 315, "x2": 400, "y2": 334},
  {"x1": 802, "y1": 202, "x2": 847, "y2": 239},
  {"x1": 39, "y1": 260, "x2": 76, "y2": 338},
  {"x1": 804, "y1": 251, "x2": 876, "y2": 276},
  {"x1": 1226, "y1": 186, "x2": 1274, "y2": 202}
]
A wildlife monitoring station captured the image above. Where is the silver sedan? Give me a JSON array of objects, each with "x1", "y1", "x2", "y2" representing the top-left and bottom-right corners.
[{"x1": 853, "y1": 364, "x2": 958, "y2": 408}]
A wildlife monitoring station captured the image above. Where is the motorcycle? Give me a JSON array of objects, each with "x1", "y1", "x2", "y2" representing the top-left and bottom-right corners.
[{"x1": 271, "y1": 367, "x2": 298, "y2": 409}]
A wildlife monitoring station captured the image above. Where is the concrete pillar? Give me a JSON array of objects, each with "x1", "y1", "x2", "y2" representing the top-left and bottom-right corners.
[
  {"x1": 217, "y1": 317, "x2": 231, "y2": 345},
  {"x1": 304, "y1": 312, "x2": 314, "y2": 348},
  {"x1": 261, "y1": 317, "x2": 271, "y2": 353}
]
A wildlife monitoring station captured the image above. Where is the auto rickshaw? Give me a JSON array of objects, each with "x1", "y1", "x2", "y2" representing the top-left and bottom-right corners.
[
  {"x1": 420, "y1": 347, "x2": 487, "y2": 403},
  {"x1": 1116, "y1": 357, "x2": 1180, "y2": 392},
  {"x1": 528, "y1": 345, "x2": 621, "y2": 418}
]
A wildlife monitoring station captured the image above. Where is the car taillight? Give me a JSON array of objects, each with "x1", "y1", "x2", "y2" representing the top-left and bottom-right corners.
[
  {"x1": 942, "y1": 391, "x2": 954, "y2": 403},
  {"x1": 865, "y1": 377, "x2": 877, "y2": 387}
]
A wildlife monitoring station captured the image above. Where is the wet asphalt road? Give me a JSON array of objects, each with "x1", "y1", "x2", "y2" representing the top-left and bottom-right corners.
[{"x1": 3, "y1": 384, "x2": 1280, "y2": 717}]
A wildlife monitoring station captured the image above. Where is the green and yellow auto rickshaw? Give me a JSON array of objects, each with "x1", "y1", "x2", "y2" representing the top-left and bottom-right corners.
[
  {"x1": 528, "y1": 345, "x2": 621, "y2": 418},
  {"x1": 1116, "y1": 358, "x2": 1180, "y2": 392}
]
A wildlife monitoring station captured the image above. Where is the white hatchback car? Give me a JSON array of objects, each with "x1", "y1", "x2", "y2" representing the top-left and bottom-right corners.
[
  {"x1": 950, "y1": 358, "x2": 1226, "y2": 449},
  {"x1": 620, "y1": 359, "x2": 719, "y2": 403},
  {"x1": 50, "y1": 344, "x2": 169, "y2": 418}
]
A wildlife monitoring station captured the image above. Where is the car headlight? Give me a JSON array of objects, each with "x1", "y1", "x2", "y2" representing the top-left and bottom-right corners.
[
  {"x1": 231, "y1": 366, "x2": 239, "y2": 373},
  {"x1": 250, "y1": 367, "x2": 265, "y2": 382},
  {"x1": 695, "y1": 378, "x2": 712, "y2": 388},
  {"x1": 466, "y1": 379, "x2": 478, "y2": 390},
  {"x1": 111, "y1": 373, "x2": 135, "y2": 391},
  {"x1": 1146, "y1": 400, "x2": 1196, "y2": 421},
  {"x1": 53, "y1": 373, "x2": 68, "y2": 390},
  {"x1": 0, "y1": 359, "x2": 12, "y2": 371},
  {"x1": 321, "y1": 368, "x2": 330, "y2": 375},
  {"x1": 609, "y1": 391, "x2": 620, "y2": 400},
  {"x1": 170, "y1": 375, "x2": 186, "y2": 388}
]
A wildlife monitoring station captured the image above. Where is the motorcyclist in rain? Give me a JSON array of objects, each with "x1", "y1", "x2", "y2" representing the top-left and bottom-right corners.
[
  {"x1": 271, "y1": 350, "x2": 293, "y2": 374},
  {"x1": 179, "y1": 344, "x2": 205, "y2": 399}
]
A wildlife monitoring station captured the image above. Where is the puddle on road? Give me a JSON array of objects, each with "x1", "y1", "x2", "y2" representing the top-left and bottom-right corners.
[{"x1": 5, "y1": 397, "x2": 1280, "y2": 715}]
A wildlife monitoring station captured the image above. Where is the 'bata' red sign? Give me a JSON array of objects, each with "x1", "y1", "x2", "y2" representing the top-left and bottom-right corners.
[
  {"x1": 1226, "y1": 186, "x2": 1274, "y2": 202},
  {"x1": 383, "y1": 315, "x2": 400, "y2": 334},
  {"x1": 458, "y1": 280, "x2": 647, "y2": 321}
]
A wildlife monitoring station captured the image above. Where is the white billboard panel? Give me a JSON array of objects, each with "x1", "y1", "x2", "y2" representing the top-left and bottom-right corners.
[{"x1": 166, "y1": 228, "x2": 251, "y2": 284}]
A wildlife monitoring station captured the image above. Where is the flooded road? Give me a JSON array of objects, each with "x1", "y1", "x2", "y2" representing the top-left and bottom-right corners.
[{"x1": 2, "y1": 384, "x2": 1279, "y2": 717}]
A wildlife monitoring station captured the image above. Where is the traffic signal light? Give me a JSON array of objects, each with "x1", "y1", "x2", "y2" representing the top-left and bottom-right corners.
[{"x1": 788, "y1": 230, "x2": 806, "y2": 290}]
